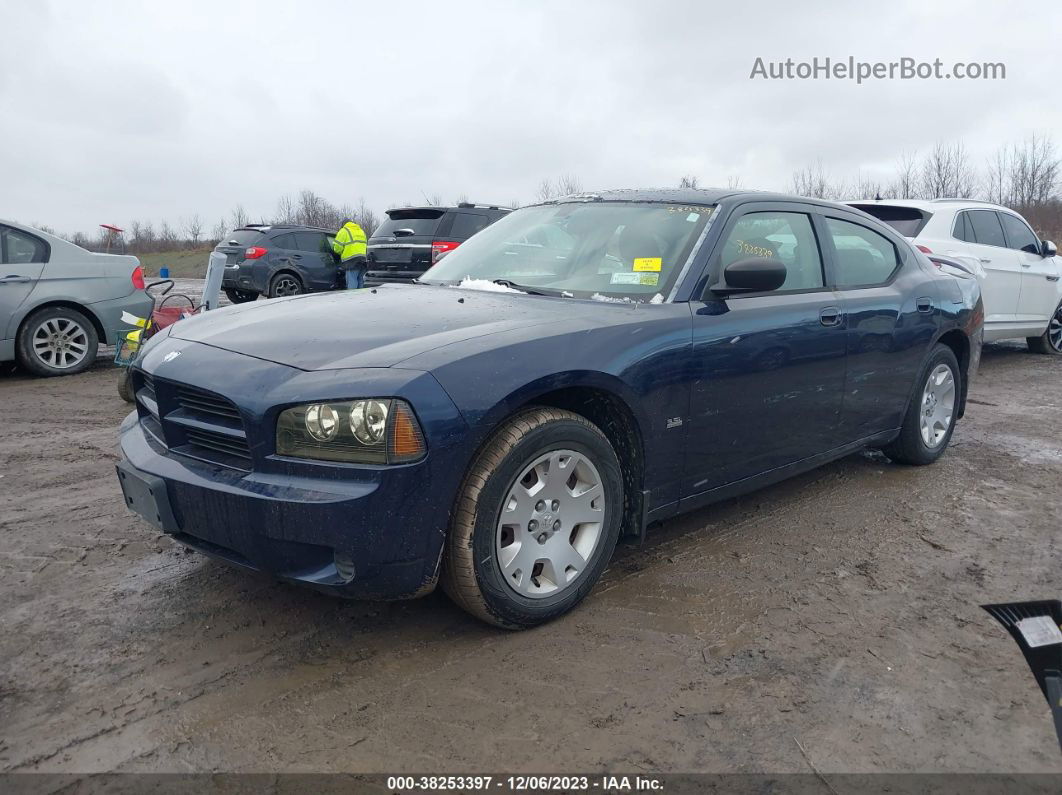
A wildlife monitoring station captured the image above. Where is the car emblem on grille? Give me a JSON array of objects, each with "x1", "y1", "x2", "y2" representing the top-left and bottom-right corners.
[{"x1": 163, "y1": 350, "x2": 182, "y2": 363}]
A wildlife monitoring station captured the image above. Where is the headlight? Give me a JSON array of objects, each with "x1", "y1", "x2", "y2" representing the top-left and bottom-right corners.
[{"x1": 276, "y1": 398, "x2": 426, "y2": 464}]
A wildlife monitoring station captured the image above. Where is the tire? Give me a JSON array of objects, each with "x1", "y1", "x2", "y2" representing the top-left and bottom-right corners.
[
  {"x1": 442, "y1": 408, "x2": 624, "y2": 629},
  {"x1": 117, "y1": 369, "x2": 135, "y2": 403},
  {"x1": 882, "y1": 345, "x2": 961, "y2": 466},
  {"x1": 268, "y1": 273, "x2": 303, "y2": 299},
  {"x1": 16, "y1": 306, "x2": 99, "y2": 377},
  {"x1": 224, "y1": 288, "x2": 259, "y2": 304},
  {"x1": 1026, "y1": 300, "x2": 1062, "y2": 355}
]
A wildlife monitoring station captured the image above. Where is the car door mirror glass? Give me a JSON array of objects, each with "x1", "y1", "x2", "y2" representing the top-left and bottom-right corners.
[
  {"x1": 1042, "y1": 240, "x2": 1057, "y2": 258},
  {"x1": 713, "y1": 257, "x2": 787, "y2": 295}
]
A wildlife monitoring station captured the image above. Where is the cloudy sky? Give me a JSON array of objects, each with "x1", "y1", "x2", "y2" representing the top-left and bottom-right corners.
[{"x1": 2, "y1": 0, "x2": 1059, "y2": 235}]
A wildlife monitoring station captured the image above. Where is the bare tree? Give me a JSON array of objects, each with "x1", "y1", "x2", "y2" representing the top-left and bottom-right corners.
[
  {"x1": 918, "y1": 141, "x2": 978, "y2": 199},
  {"x1": 353, "y1": 197, "x2": 379, "y2": 236},
  {"x1": 536, "y1": 178, "x2": 556, "y2": 202},
  {"x1": 887, "y1": 150, "x2": 919, "y2": 199},
  {"x1": 274, "y1": 194, "x2": 296, "y2": 224},
  {"x1": 508, "y1": 198, "x2": 522, "y2": 210},
  {"x1": 790, "y1": 161, "x2": 837, "y2": 199},
  {"x1": 182, "y1": 214, "x2": 203, "y2": 248},
  {"x1": 725, "y1": 175, "x2": 743, "y2": 190},
  {"x1": 454, "y1": 193, "x2": 470, "y2": 205},
  {"x1": 853, "y1": 173, "x2": 885, "y2": 200},
  {"x1": 211, "y1": 218, "x2": 228, "y2": 244},
  {"x1": 1009, "y1": 134, "x2": 1060, "y2": 209},
  {"x1": 679, "y1": 175, "x2": 700, "y2": 189},
  {"x1": 556, "y1": 173, "x2": 583, "y2": 195},
  {"x1": 422, "y1": 192, "x2": 444, "y2": 207},
  {"x1": 230, "y1": 204, "x2": 249, "y2": 230}
]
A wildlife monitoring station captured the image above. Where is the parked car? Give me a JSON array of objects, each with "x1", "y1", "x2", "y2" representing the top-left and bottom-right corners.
[
  {"x1": 116, "y1": 189, "x2": 982, "y2": 628},
  {"x1": 217, "y1": 224, "x2": 339, "y2": 302},
  {"x1": 366, "y1": 203, "x2": 511, "y2": 285},
  {"x1": 0, "y1": 220, "x2": 152, "y2": 376},
  {"x1": 848, "y1": 199, "x2": 1061, "y2": 353}
]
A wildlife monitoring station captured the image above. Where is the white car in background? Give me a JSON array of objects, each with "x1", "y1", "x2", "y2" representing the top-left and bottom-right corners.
[{"x1": 848, "y1": 199, "x2": 1062, "y2": 354}]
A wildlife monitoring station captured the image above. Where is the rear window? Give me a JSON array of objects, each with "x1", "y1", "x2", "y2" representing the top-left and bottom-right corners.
[
  {"x1": 219, "y1": 229, "x2": 264, "y2": 248},
  {"x1": 848, "y1": 204, "x2": 929, "y2": 237},
  {"x1": 448, "y1": 212, "x2": 491, "y2": 239},
  {"x1": 373, "y1": 209, "x2": 446, "y2": 238}
]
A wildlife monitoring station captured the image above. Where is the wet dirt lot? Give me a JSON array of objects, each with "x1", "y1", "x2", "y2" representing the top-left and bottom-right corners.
[{"x1": 1, "y1": 333, "x2": 1060, "y2": 775}]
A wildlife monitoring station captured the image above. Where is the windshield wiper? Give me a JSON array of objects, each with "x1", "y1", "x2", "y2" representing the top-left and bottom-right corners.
[{"x1": 491, "y1": 279, "x2": 568, "y2": 297}]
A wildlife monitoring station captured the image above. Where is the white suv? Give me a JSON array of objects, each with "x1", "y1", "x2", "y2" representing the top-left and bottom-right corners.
[{"x1": 849, "y1": 199, "x2": 1061, "y2": 353}]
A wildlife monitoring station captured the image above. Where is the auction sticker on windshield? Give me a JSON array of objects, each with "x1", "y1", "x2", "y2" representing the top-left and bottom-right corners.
[
  {"x1": 611, "y1": 273, "x2": 658, "y2": 285},
  {"x1": 633, "y1": 257, "x2": 662, "y2": 272}
]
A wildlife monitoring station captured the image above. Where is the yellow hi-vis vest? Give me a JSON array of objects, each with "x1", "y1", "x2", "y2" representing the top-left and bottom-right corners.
[{"x1": 333, "y1": 221, "x2": 367, "y2": 263}]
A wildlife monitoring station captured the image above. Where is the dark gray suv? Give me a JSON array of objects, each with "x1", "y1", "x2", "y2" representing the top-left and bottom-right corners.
[
  {"x1": 366, "y1": 203, "x2": 511, "y2": 285},
  {"x1": 217, "y1": 224, "x2": 338, "y2": 302}
]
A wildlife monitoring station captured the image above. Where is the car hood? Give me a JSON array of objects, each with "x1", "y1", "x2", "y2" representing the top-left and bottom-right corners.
[{"x1": 169, "y1": 284, "x2": 593, "y2": 370}]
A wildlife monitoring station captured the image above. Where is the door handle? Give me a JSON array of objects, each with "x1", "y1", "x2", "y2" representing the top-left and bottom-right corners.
[
  {"x1": 979, "y1": 258, "x2": 991, "y2": 263},
  {"x1": 1021, "y1": 262, "x2": 1031, "y2": 268},
  {"x1": 292, "y1": 254, "x2": 302, "y2": 259},
  {"x1": 0, "y1": 275, "x2": 32, "y2": 284},
  {"x1": 916, "y1": 297, "x2": 934, "y2": 313},
  {"x1": 819, "y1": 306, "x2": 842, "y2": 327}
]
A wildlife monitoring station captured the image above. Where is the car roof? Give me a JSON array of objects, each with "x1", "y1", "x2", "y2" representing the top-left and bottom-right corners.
[
  {"x1": 540, "y1": 187, "x2": 871, "y2": 213},
  {"x1": 385, "y1": 205, "x2": 511, "y2": 214},
  {"x1": 846, "y1": 198, "x2": 1008, "y2": 212},
  {"x1": 236, "y1": 224, "x2": 334, "y2": 234}
]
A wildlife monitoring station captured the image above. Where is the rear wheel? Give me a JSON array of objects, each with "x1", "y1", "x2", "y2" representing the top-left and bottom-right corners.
[
  {"x1": 442, "y1": 408, "x2": 624, "y2": 629},
  {"x1": 268, "y1": 273, "x2": 303, "y2": 298},
  {"x1": 882, "y1": 345, "x2": 960, "y2": 466},
  {"x1": 224, "y1": 288, "x2": 259, "y2": 304},
  {"x1": 1026, "y1": 301, "x2": 1062, "y2": 355},
  {"x1": 16, "y1": 306, "x2": 99, "y2": 377}
]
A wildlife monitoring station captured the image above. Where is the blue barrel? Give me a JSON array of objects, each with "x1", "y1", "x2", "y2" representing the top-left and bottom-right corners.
[{"x1": 160, "y1": 266, "x2": 170, "y2": 278}]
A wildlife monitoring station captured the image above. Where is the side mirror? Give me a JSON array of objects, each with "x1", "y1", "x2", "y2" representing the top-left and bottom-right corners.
[
  {"x1": 710, "y1": 257, "x2": 787, "y2": 296},
  {"x1": 393, "y1": 228, "x2": 415, "y2": 237},
  {"x1": 1042, "y1": 240, "x2": 1057, "y2": 258}
]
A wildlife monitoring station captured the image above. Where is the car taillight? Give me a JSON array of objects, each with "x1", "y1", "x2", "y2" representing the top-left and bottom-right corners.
[
  {"x1": 245, "y1": 246, "x2": 268, "y2": 259},
  {"x1": 131, "y1": 265, "x2": 145, "y2": 289},
  {"x1": 431, "y1": 241, "x2": 459, "y2": 264},
  {"x1": 915, "y1": 244, "x2": 933, "y2": 254}
]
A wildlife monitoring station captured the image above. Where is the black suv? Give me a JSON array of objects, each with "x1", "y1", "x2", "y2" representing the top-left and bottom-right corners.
[
  {"x1": 218, "y1": 224, "x2": 338, "y2": 302},
  {"x1": 366, "y1": 203, "x2": 511, "y2": 285}
]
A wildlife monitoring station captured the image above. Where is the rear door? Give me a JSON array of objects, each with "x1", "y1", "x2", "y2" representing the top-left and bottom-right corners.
[
  {"x1": 0, "y1": 225, "x2": 47, "y2": 339},
  {"x1": 959, "y1": 209, "x2": 1021, "y2": 323},
  {"x1": 999, "y1": 212, "x2": 1059, "y2": 323},
  {"x1": 366, "y1": 209, "x2": 445, "y2": 283},
  {"x1": 293, "y1": 231, "x2": 338, "y2": 291}
]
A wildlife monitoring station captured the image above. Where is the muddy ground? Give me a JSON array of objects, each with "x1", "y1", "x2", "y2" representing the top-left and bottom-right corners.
[{"x1": 1, "y1": 321, "x2": 1060, "y2": 775}]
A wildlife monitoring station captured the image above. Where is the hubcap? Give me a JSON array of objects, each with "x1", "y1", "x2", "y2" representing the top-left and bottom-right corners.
[
  {"x1": 496, "y1": 449, "x2": 606, "y2": 599},
  {"x1": 32, "y1": 317, "x2": 89, "y2": 369},
  {"x1": 274, "y1": 277, "x2": 300, "y2": 296},
  {"x1": 919, "y1": 363, "x2": 956, "y2": 448},
  {"x1": 1049, "y1": 304, "x2": 1062, "y2": 352}
]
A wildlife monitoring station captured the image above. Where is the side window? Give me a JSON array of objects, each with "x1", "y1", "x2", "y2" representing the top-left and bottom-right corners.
[
  {"x1": 718, "y1": 211, "x2": 824, "y2": 291},
  {"x1": 449, "y1": 213, "x2": 491, "y2": 240},
  {"x1": 2, "y1": 227, "x2": 48, "y2": 264},
  {"x1": 272, "y1": 233, "x2": 297, "y2": 250},
  {"x1": 966, "y1": 210, "x2": 1006, "y2": 248},
  {"x1": 825, "y1": 218, "x2": 900, "y2": 287},
  {"x1": 294, "y1": 232, "x2": 329, "y2": 253},
  {"x1": 953, "y1": 212, "x2": 973, "y2": 242},
  {"x1": 998, "y1": 213, "x2": 1041, "y2": 254}
]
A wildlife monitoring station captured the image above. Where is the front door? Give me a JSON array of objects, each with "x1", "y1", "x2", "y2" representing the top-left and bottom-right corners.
[
  {"x1": 684, "y1": 206, "x2": 848, "y2": 496},
  {"x1": 294, "y1": 231, "x2": 339, "y2": 291}
]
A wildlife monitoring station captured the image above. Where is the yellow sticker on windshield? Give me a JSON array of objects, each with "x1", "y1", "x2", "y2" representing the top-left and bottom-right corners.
[{"x1": 633, "y1": 257, "x2": 662, "y2": 272}]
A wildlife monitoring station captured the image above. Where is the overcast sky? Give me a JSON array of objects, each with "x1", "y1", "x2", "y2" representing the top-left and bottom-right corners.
[{"x1": 2, "y1": 0, "x2": 1060, "y2": 235}]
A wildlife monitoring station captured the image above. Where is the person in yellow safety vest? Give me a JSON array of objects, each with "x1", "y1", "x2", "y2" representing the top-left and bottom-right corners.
[{"x1": 333, "y1": 219, "x2": 368, "y2": 289}]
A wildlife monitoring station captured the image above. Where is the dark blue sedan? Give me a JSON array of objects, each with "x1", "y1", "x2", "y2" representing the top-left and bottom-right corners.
[{"x1": 116, "y1": 189, "x2": 983, "y2": 628}]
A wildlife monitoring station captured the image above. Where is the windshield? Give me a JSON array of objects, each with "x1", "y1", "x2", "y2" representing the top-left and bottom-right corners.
[{"x1": 420, "y1": 202, "x2": 714, "y2": 300}]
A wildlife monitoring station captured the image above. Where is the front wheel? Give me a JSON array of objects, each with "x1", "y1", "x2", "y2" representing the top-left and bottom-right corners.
[
  {"x1": 442, "y1": 408, "x2": 624, "y2": 629},
  {"x1": 882, "y1": 345, "x2": 960, "y2": 466},
  {"x1": 1026, "y1": 301, "x2": 1062, "y2": 355},
  {"x1": 224, "y1": 288, "x2": 259, "y2": 304}
]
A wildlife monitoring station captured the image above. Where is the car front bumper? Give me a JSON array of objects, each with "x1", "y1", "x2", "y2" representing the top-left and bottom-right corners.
[{"x1": 116, "y1": 337, "x2": 471, "y2": 599}]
